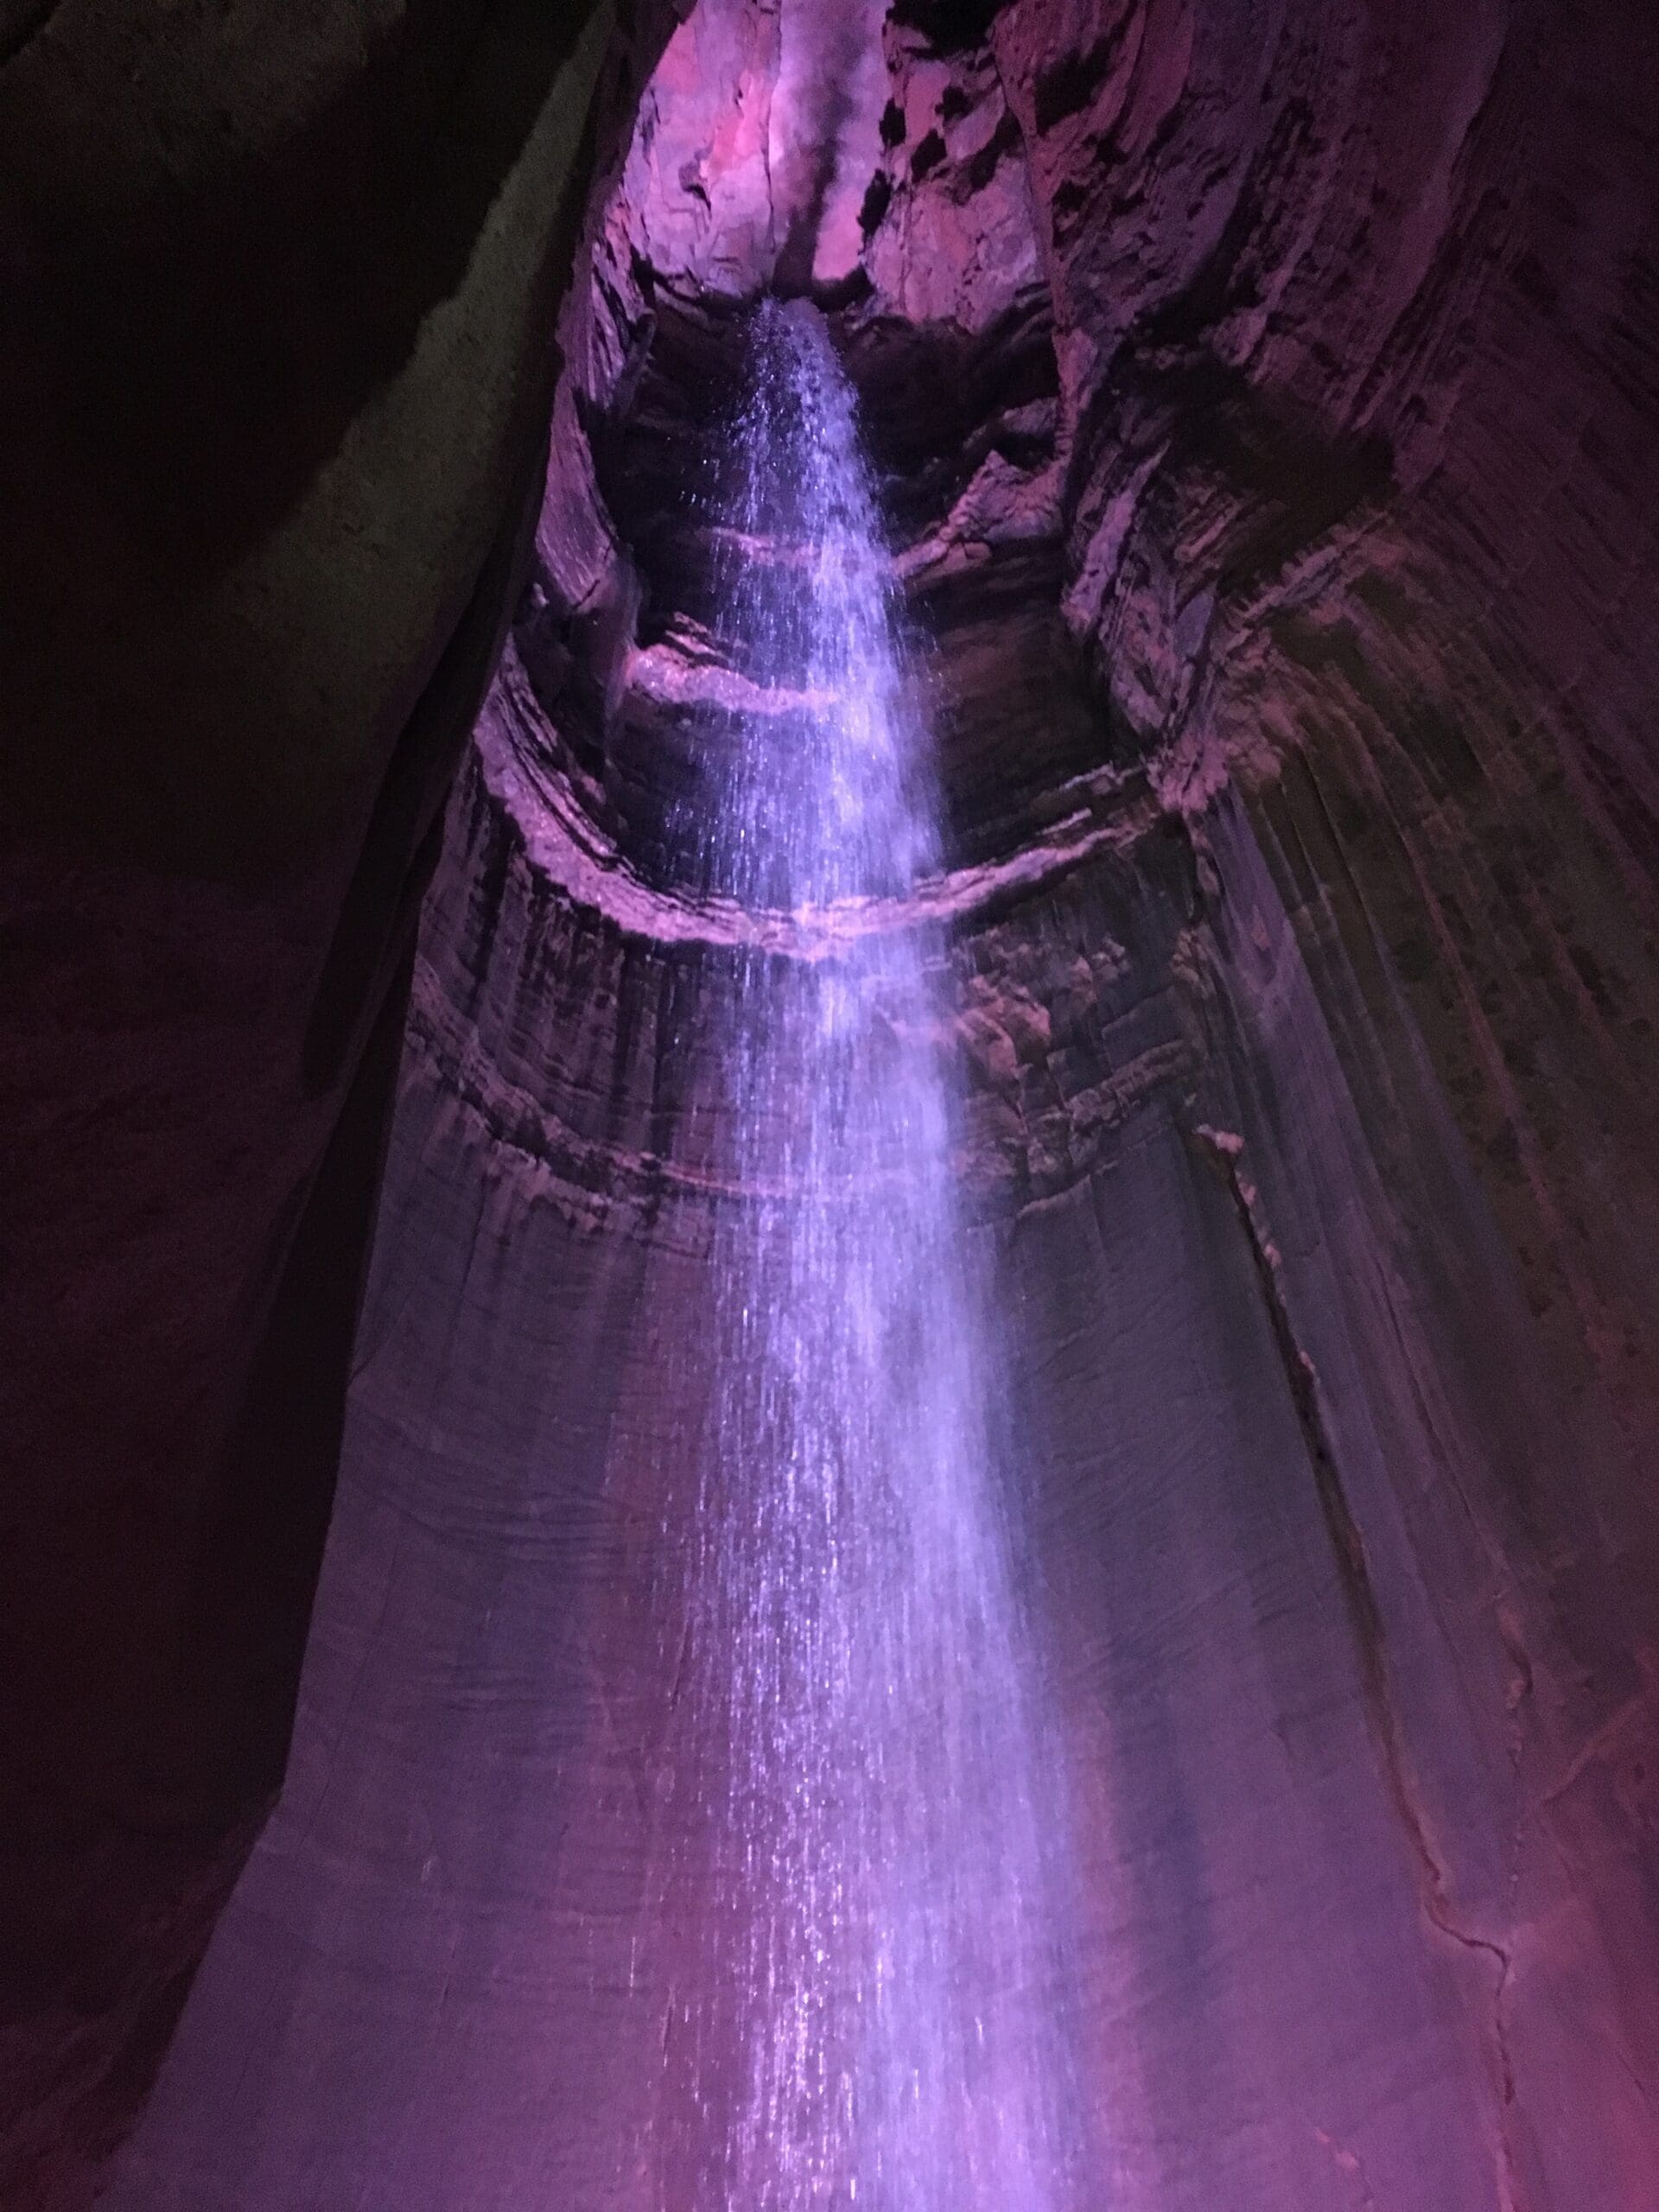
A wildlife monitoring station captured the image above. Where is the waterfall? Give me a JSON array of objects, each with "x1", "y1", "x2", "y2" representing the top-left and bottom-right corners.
[{"x1": 664, "y1": 298, "x2": 1082, "y2": 2212}]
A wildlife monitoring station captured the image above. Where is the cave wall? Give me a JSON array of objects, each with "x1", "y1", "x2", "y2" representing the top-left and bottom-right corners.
[
  {"x1": 0, "y1": 2, "x2": 677, "y2": 2200},
  {"x1": 981, "y1": 3, "x2": 1659, "y2": 2180},
  {"x1": 10, "y1": 0, "x2": 1659, "y2": 2203},
  {"x1": 105, "y1": 731, "x2": 1659, "y2": 2209},
  {"x1": 72, "y1": 778, "x2": 1459, "y2": 2209},
  {"x1": 988, "y1": 0, "x2": 1659, "y2": 1432}
]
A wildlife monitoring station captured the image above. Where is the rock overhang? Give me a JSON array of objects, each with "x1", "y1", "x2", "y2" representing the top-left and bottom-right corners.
[{"x1": 499, "y1": 0, "x2": 1135, "y2": 934}]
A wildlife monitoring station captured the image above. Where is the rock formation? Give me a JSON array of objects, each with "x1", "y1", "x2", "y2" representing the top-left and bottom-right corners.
[
  {"x1": 0, "y1": 3, "x2": 650, "y2": 2198},
  {"x1": 6, "y1": 0, "x2": 1659, "y2": 2205}
]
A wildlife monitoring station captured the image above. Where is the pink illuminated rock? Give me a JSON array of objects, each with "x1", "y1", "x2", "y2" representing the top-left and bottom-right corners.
[
  {"x1": 612, "y1": 0, "x2": 892, "y2": 299},
  {"x1": 11, "y1": 0, "x2": 1659, "y2": 2206}
]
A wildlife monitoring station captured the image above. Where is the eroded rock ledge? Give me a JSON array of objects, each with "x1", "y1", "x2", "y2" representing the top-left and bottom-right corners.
[
  {"x1": 388, "y1": 7, "x2": 1659, "y2": 2208},
  {"x1": 416, "y1": 675, "x2": 1189, "y2": 1217},
  {"x1": 41, "y1": 0, "x2": 1659, "y2": 2207}
]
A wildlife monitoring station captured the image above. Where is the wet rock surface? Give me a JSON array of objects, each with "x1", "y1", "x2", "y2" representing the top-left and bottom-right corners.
[{"x1": 10, "y1": 0, "x2": 1659, "y2": 2204}]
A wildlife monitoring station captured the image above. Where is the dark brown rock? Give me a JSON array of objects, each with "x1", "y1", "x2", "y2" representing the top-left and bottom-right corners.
[{"x1": 0, "y1": 2, "x2": 661, "y2": 2199}]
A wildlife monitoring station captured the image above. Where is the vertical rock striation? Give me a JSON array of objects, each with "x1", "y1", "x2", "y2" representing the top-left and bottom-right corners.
[{"x1": 13, "y1": 0, "x2": 1659, "y2": 2205}]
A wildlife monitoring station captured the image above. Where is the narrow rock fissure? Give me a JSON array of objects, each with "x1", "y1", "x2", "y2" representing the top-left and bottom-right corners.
[{"x1": 1189, "y1": 1116, "x2": 1524, "y2": 2211}]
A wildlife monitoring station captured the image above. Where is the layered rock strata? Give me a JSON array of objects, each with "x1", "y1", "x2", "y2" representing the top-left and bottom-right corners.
[{"x1": 18, "y1": 0, "x2": 1659, "y2": 2204}]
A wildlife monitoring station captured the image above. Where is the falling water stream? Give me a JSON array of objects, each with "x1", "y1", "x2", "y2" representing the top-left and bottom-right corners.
[{"x1": 666, "y1": 298, "x2": 1080, "y2": 2212}]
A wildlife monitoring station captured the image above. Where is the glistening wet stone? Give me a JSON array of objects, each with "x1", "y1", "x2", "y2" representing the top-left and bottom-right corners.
[{"x1": 658, "y1": 297, "x2": 1087, "y2": 2210}]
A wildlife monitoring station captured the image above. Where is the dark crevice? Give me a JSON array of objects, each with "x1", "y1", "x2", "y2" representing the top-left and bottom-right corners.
[
  {"x1": 911, "y1": 128, "x2": 947, "y2": 182},
  {"x1": 966, "y1": 108, "x2": 1023, "y2": 192},
  {"x1": 888, "y1": 0, "x2": 1005, "y2": 58},
  {"x1": 859, "y1": 169, "x2": 893, "y2": 238}
]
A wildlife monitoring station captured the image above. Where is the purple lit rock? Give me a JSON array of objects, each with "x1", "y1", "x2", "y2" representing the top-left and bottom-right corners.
[{"x1": 10, "y1": 0, "x2": 1659, "y2": 2206}]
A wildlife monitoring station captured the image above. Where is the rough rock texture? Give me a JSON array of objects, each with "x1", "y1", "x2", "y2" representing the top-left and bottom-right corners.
[
  {"x1": 987, "y1": 0, "x2": 1659, "y2": 1419},
  {"x1": 979, "y1": 4, "x2": 1659, "y2": 2183},
  {"x1": 16, "y1": 0, "x2": 1659, "y2": 2204}
]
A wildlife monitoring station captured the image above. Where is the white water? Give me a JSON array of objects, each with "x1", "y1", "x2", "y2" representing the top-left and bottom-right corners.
[{"x1": 670, "y1": 298, "x2": 1081, "y2": 2212}]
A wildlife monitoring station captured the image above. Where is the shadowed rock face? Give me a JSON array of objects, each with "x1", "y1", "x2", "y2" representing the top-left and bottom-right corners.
[
  {"x1": 10, "y1": 0, "x2": 1659, "y2": 2205},
  {"x1": 0, "y1": 2, "x2": 673, "y2": 2200}
]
